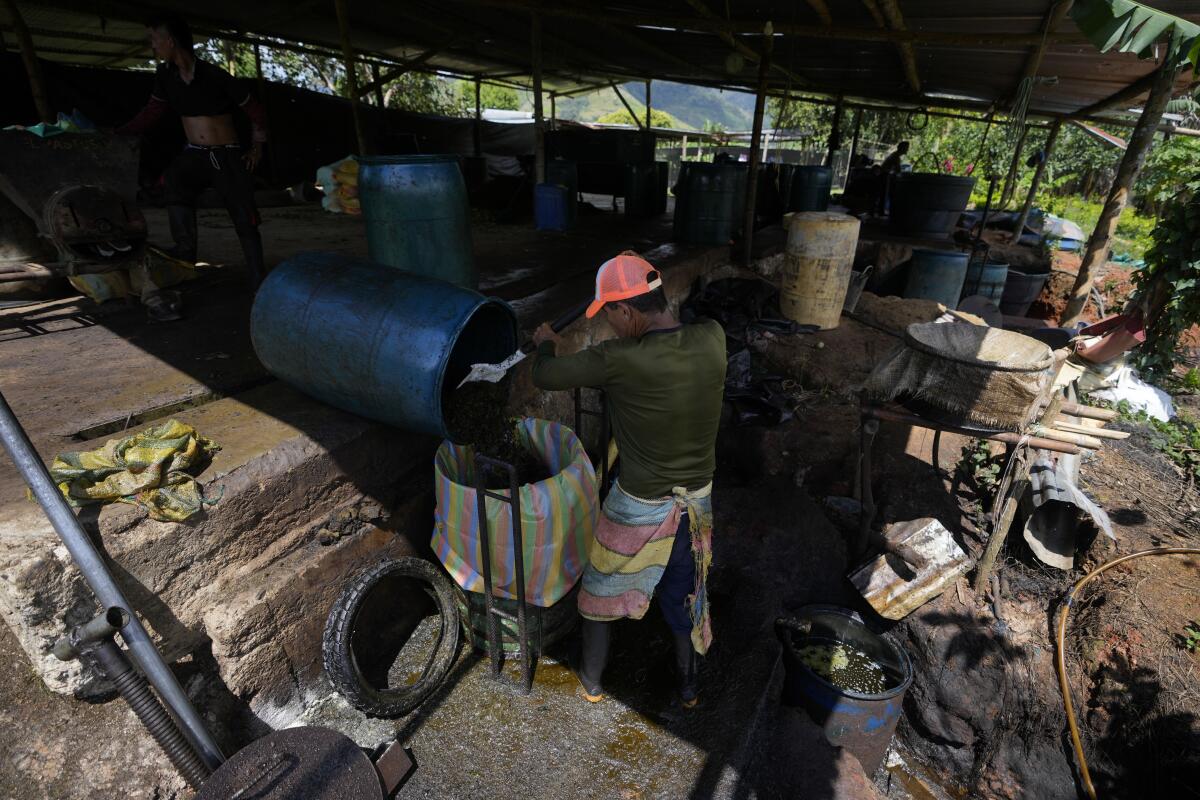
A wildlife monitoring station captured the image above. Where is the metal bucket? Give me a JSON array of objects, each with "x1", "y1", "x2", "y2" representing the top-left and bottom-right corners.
[
  {"x1": 904, "y1": 248, "x2": 969, "y2": 308},
  {"x1": 251, "y1": 253, "x2": 517, "y2": 438},
  {"x1": 359, "y1": 154, "x2": 476, "y2": 288},
  {"x1": 776, "y1": 605, "x2": 913, "y2": 776},
  {"x1": 961, "y1": 260, "x2": 1009, "y2": 304},
  {"x1": 889, "y1": 173, "x2": 976, "y2": 237},
  {"x1": 999, "y1": 269, "x2": 1050, "y2": 317},
  {"x1": 780, "y1": 211, "x2": 862, "y2": 330}
]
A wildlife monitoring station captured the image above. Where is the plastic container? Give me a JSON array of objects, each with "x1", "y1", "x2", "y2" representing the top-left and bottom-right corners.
[
  {"x1": 544, "y1": 159, "x2": 578, "y2": 225},
  {"x1": 623, "y1": 162, "x2": 660, "y2": 218},
  {"x1": 359, "y1": 154, "x2": 476, "y2": 288},
  {"x1": 904, "y1": 248, "x2": 970, "y2": 308},
  {"x1": 776, "y1": 605, "x2": 913, "y2": 776},
  {"x1": 251, "y1": 253, "x2": 517, "y2": 438},
  {"x1": 786, "y1": 165, "x2": 833, "y2": 212},
  {"x1": 999, "y1": 269, "x2": 1051, "y2": 316},
  {"x1": 889, "y1": 173, "x2": 976, "y2": 237},
  {"x1": 535, "y1": 184, "x2": 572, "y2": 231},
  {"x1": 780, "y1": 211, "x2": 862, "y2": 330},
  {"x1": 672, "y1": 162, "x2": 746, "y2": 245},
  {"x1": 961, "y1": 260, "x2": 1010, "y2": 304}
]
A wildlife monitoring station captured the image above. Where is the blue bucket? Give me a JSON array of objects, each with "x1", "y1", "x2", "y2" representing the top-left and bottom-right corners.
[
  {"x1": 961, "y1": 260, "x2": 1009, "y2": 304},
  {"x1": 904, "y1": 249, "x2": 969, "y2": 308}
]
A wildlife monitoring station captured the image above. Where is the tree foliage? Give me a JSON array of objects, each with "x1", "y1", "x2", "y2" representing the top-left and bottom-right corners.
[
  {"x1": 1132, "y1": 172, "x2": 1200, "y2": 378},
  {"x1": 597, "y1": 107, "x2": 683, "y2": 127}
]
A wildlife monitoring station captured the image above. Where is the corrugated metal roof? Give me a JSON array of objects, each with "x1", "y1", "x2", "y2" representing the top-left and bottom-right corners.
[{"x1": 4, "y1": 1, "x2": 1200, "y2": 121}]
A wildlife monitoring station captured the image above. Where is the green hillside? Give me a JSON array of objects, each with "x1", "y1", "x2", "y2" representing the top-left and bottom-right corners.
[{"x1": 548, "y1": 81, "x2": 756, "y2": 131}]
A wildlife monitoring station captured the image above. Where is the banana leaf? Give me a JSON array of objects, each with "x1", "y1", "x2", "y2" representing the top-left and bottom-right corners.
[{"x1": 1071, "y1": 0, "x2": 1200, "y2": 67}]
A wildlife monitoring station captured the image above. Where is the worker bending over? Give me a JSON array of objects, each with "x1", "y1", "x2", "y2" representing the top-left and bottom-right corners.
[
  {"x1": 531, "y1": 252, "x2": 726, "y2": 707},
  {"x1": 119, "y1": 14, "x2": 268, "y2": 290}
]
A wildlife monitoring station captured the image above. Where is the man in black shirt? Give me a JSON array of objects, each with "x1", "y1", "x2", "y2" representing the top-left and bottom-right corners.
[{"x1": 119, "y1": 14, "x2": 268, "y2": 290}]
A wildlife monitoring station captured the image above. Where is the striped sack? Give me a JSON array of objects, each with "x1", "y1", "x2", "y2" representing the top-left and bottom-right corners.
[
  {"x1": 432, "y1": 418, "x2": 598, "y2": 608},
  {"x1": 578, "y1": 481, "x2": 714, "y2": 655}
]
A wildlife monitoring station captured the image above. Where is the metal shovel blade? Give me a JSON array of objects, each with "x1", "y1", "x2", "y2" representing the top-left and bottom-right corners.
[{"x1": 456, "y1": 349, "x2": 527, "y2": 388}]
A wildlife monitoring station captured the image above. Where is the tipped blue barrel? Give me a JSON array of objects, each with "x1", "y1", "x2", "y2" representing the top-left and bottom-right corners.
[
  {"x1": 904, "y1": 248, "x2": 969, "y2": 307},
  {"x1": 359, "y1": 154, "x2": 476, "y2": 288},
  {"x1": 961, "y1": 260, "x2": 1009, "y2": 304},
  {"x1": 786, "y1": 165, "x2": 833, "y2": 212},
  {"x1": 250, "y1": 253, "x2": 517, "y2": 438}
]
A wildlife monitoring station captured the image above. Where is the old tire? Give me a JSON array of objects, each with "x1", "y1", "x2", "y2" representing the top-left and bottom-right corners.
[{"x1": 322, "y1": 557, "x2": 461, "y2": 718}]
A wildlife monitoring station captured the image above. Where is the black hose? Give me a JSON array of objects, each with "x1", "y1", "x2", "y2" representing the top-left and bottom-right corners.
[
  {"x1": 86, "y1": 639, "x2": 212, "y2": 789},
  {"x1": 109, "y1": 656, "x2": 212, "y2": 789}
]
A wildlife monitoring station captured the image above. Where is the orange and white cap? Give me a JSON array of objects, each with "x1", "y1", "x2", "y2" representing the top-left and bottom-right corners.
[{"x1": 586, "y1": 252, "x2": 662, "y2": 318}]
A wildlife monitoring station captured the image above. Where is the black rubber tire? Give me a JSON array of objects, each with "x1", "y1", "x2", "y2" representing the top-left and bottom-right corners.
[{"x1": 322, "y1": 557, "x2": 461, "y2": 718}]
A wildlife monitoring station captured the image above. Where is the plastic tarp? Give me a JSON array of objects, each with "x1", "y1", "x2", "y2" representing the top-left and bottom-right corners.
[{"x1": 431, "y1": 418, "x2": 598, "y2": 608}]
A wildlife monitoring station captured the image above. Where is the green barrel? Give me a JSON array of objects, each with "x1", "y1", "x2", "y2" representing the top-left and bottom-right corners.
[
  {"x1": 673, "y1": 162, "x2": 746, "y2": 244},
  {"x1": 624, "y1": 162, "x2": 660, "y2": 218},
  {"x1": 787, "y1": 165, "x2": 833, "y2": 212},
  {"x1": 359, "y1": 155, "x2": 476, "y2": 288}
]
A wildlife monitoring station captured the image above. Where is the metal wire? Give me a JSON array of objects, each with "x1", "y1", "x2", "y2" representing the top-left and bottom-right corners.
[{"x1": 1055, "y1": 547, "x2": 1200, "y2": 800}]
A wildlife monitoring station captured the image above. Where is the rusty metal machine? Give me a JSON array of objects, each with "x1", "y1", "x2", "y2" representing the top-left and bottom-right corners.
[{"x1": 0, "y1": 130, "x2": 146, "y2": 288}]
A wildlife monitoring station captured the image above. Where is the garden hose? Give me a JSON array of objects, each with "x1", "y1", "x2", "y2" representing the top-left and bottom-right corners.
[{"x1": 1055, "y1": 547, "x2": 1200, "y2": 800}]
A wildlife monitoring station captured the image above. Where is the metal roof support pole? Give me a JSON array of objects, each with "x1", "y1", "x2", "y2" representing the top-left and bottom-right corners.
[
  {"x1": 370, "y1": 64, "x2": 384, "y2": 107},
  {"x1": 645, "y1": 80, "x2": 652, "y2": 130},
  {"x1": 2, "y1": 0, "x2": 52, "y2": 123},
  {"x1": 550, "y1": 92, "x2": 557, "y2": 131},
  {"x1": 474, "y1": 77, "x2": 483, "y2": 156},
  {"x1": 741, "y1": 23, "x2": 774, "y2": 266},
  {"x1": 1063, "y1": 61, "x2": 1179, "y2": 326},
  {"x1": 531, "y1": 11, "x2": 545, "y2": 184},
  {"x1": 333, "y1": 0, "x2": 367, "y2": 156},
  {"x1": 610, "y1": 83, "x2": 644, "y2": 130},
  {"x1": 849, "y1": 107, "x2": 864, "y2": 165},
  {"x1": 1011, "y1": 119, "x2": 1062, "y2": 239},
  {"x1": 999, "y1": 123, "x2": 1030, "y2": 209}
]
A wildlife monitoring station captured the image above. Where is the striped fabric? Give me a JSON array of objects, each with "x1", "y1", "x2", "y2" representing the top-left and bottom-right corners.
[
  {"x1": 578, "y1": 481, "x2": 714, "y2": 655},
  {"x1": 431, "y1": 418, "x2": 598, "y2": 608}
]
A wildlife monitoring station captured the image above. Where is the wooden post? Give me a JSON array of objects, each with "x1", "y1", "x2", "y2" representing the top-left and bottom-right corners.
[
  {"x1": 826, "y1": 92, "x2": 845, "y2": 167},
  {"x1": 371, "y1": 64, "x2": 384, "y2": 108},
  {"x1": 223, "y1": 40, "x2": 236, "y2": 75},
  {"x1": 1063, "y1": 61, "x2": 1179, "y2": 326},
  {"x1": 645, "y1": 79, "x2": 652, "y2": 130},
  {"x1": 550, "y1": 92, "x2": 556, "y2": 131},
  {"x1": 999, "y1": 123, "x2": 1029, "y2": 209},
  {"x1": 741, "y1": 23, "x2": 774, "y2": 266},
  {"x1": 849, "y1": 106, "x2": 864, "y2": 165},
  {"x1": 531, "y1": 12, "x2": 545, "y2": 184},
  {"x1": 474, "y1": 77, "x2": 482, "y2": 157},
  {"x1": 333, "y1": 0, "x2": 367, "y2": 156},
  {"x1": 1011, "y1": 119, "x2": 1062, "y2": 238},
  {"x1": 3, "y1": 0, "x2": 52, "y2": 124}
]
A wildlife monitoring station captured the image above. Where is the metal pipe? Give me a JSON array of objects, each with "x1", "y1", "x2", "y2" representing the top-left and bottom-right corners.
[{"x1": 0, "y1": 390, "x2": 225, "y2": 770}]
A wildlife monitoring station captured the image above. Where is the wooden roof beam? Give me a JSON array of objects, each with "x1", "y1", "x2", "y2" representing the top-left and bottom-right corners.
[
  {"x1": 1011, "y1": 1, "x2": 1074, "y2": 104},
  {"x1": 876, "y1": 0, "x2": 921, "y2": 94},
  {"x1": 356, "y1": 44, "x2": 444, "y2": 96},
  {"x1": 806, "y1": 0, "x2": 833, "y2": 26},
  {"x1": 681, "y1": 0, "x2": 806, "y2": 87}
]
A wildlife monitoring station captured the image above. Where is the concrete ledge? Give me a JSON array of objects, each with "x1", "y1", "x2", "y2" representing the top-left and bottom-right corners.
[{"x1": 0, "y1": 381, "x2": 432, "y2": 704}]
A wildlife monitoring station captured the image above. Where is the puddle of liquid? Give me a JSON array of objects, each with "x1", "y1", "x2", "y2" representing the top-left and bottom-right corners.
[
  {"x1": 886, "y1": 765, "x2": 941, "y2": 800},
  {"x1": 796, "y1": 642, "x2": 889, "y2": 694}
]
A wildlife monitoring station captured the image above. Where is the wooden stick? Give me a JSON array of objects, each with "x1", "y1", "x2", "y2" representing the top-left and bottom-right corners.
[
  {"x1": 1032, "y1": 425, "x2": 1104, "y2": 450},
  {"x1": 333, "y1": 0, "x2": 367, "y2": 156},
  {"x1": 862, "y1": 406, "x2": 1082, "y2": 455},
  {"x1": 974, "y1": 450, "x2": 1031, "y2": 593},
  {"x1": 1061, "y1": 402, "x2": 1118, "y2": 421},
  {"x1": 1053, "y1": 422, "x2": 1130, "y2": 440}
]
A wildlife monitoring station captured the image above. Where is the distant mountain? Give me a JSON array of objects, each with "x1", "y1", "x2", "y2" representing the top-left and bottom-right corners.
[{"x1": 550, "y1": 80, "x2": 756, "y2": 131}]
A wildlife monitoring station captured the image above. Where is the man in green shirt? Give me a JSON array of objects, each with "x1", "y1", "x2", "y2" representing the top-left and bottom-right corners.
[{"x1": 531, "y1": 252, "x2": 726, "y2": 706}]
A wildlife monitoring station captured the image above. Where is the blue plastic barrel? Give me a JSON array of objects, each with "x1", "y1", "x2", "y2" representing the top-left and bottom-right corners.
[
  {"x1": 545, "y1": 159, "x2": 578, "y2": 225},
  {"x1": 535, "y1": 184, "x2": 571, "y2": 231},
  {"x1": 904, "y1": 249, "x2": 970, "y2": 307},
  {"x1": 961, "y1": 260, "x2": 1009, "y2": 304},
  {"x1": 250, "y1": 253, "x2": 517, "y2": 438},
  {"x1": 358, "y1": 154, "x2": 476, "y2": 288}
]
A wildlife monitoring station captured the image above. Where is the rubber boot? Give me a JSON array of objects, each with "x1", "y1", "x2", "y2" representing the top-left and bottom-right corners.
[
  {"x1": 165, "y1": 205, "x2": 197, "y2": 264},
  {"x1": 575, "y1": 619, "x2": 609, "y2": 701},
  {"x1": 672, "y1": 631, "x2": 699, "y2": 707},
  {"x1": 237, "y1": 229, "x2": 266, "y2": 292}
]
